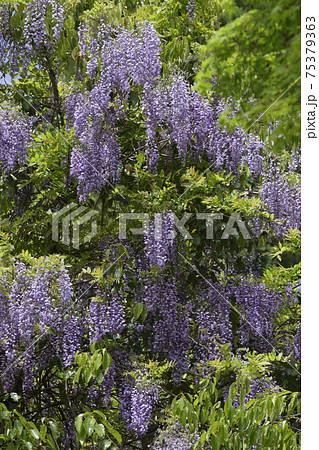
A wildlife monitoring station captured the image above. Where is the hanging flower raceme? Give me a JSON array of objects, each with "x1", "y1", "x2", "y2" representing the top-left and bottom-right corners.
[
  {"x1": 0, "y1": 4, "x2": 12, "y2": 71},
  {"x1": 0, "y1": 109, "x2": 33, "y2": 174},
  {"x1": 192, "y1": 277, "x2": 287, "y2": 363},
  {"x1": 260, "y1": 160, "x2": 301, "y2": 237},
  {"x1": 141, "y1": 81, "x2": 169, "y2": 169},
  {"x1": 87, "y1": 294, "x2": 125, "y2": 344},
  {"x1": 169, "y1": 75, "x2": 192, "y2": 160},
  {"x1": 292, "y1": 324, "x2": 301, "y2": 363},
  {"x1": 99, "y1": 22, "x2": 161, "y2": 97},
  {"x1": 144, "y1": 211, "x2": 176, "y2": 269},
  {"x1": 186, "y1": 0, "x2": 196, "y2": 22},
  {"x1": 71, "y1": 20, "x2": 266, "y2": 198},
  {"x1": 79, "y1": 21, "x2": 161, "y2": 89},
  {"x1": 119, "y1": 371, "x2": 159, "y2": 437},
  {"x1": 0, "y1": 0, "x2": 66, "y2": 73},
  {"x1": 153, "y1": 422, "x2": 200, "y2": 449},
  {"x1": 225, "y1": 278, "x2": 284, "y2": 353},
  {"x1": 137, "y1": 274, "x2": 190, "y2": 383},
  {"x1": 0, "y1": 258, "x2": 80, "y2": 394},
  {"x1": 142, "y1": 74, "x2": 265, "y2": 174},
  {"x1": 193, "y1": 283, "x2": 233, "y2": 363},
  {"x1": 229, "y1": 373, "x2": 280, "y2": 409},
  {"x1": 23, "y1": 0, "x2": 65, "y2": 56},
  {"x1": 66, "y1": 91, "x2": 121, "y2": 201},
  {"x1": 67, "y1": 21, "x2": 162, "y2": 200}
]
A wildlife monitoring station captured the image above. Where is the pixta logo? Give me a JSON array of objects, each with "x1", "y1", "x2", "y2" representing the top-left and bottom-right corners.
[
  {"x1": 52, "y1": 203, "x2": 98, "y2": 249},
  {"x1": 119, "y1": 213, "x2": 251, "y2": 240}
]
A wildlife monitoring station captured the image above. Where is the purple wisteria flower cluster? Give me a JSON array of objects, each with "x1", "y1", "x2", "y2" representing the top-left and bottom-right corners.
[
  {"x1": 66, "y1": 16, "x2": 268, "y2": 200},
  {"x1": 144, "y1": 211, "x2": 176, "y2": 269},
  {"x1": 192, "y1": 277, "x2": 286, "y2": 363},
  {"x1": 119, "y1": 372, "x2": 159, "y2": 437},
  {"x1": 88, "y1": 360, "x2": 115, "y2": 407},
  {"x1": 67, "y1": 21, "x2": 161, "y2": 200},
  {"x1": 67, "y1": 90, "x2": 122, "y2": 201},
  {"x1": 0, "y1": 4, "x2": 12, "y2": 71},
  {"x1": 66, "y1": 17, "x2": 300, "y2": 246},
  {"x1": 186, "y1": 0, "x2": 196, "y2": 23},
  {"x1": 0, "y1": 258, "x2": 80, "y2": 395},
  {"x1": 142, "y1": 74, "x2": 264, "y2": 174},
  {"x1": 260, "y1": 159, "x2": 301, "y2": 237},
  {"x1": 0, "y1": 1, "x2": 65, "y2": 71},
  {"x1": 87, "y1": 294, "x2": 125, "y2": 343},
  {"x1": 24, "y1": 0, "x2": 65, "y2": 55},
  {"x1": 0, "y1": 109, "x2": 33, "y2": 174},
  {"x1": 248, "y1": 150, "x2": 301, "y2": 238},
  {"x1": 137, "y1": 274, "x2": 190, "y2": 383},
  {"x1": 229, "y1": 374, "x2": 280, "y2": 409},
  {"x1": 293, "y1": 324, "x2": 301, "y2": 362},
  {"x1": 0, "y1": 5, "x2": 301, "y2": 446},
  {"x1": 153, "y1": 422, "x2": 200, "y2": 449}
]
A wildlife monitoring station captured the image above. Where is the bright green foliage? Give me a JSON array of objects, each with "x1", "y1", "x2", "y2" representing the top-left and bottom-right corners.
[
  {"x1": 73, "y1": 346, "x2": 112, "y2": 386},
  {"x1": 195, "y1": 0, "x2": 301, "y2": 149},
  {"x1": 75, "y1": 411, "x2": 122, "y2": 448},
  {"x1": 0, "y1": 403, "x2": 60, "y2": 449},
  {"x1": 170, "y1": 347, "x2": 301, "y2": 449}
]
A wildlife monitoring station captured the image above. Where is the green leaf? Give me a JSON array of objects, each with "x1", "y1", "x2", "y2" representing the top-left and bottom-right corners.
[
  {"x1": 93, "y1": 352, "x2": 103, "y2": 371},
  {"x1": 30, "y1": 428, "x2": 40, "y2": 440},
  {"x1": 14, "y1": 419, "x2": 23, "y2": 437},
  {"x1": 10, "y1": 12, "x2": 21, "y2": 28},
  {"x1": 104, "y1": 420, "x2": 122, "y2": 444},
  {"x1": 140, "y1": 305, "x2": 148, "y2": 323},
  {"x1": 102, "y1": 351, "x2": 112, "y2": 371},
  {"x1": 6, "y1": 443, "x2": 15, "y2": 450},
  {"x1": 75, "y1": 414, "x2": 84, "y2": 434},
  {"x1": 84, "y1": 417, "x2": 96, "y2": 437},
  {"x1": 93, "y1": 411, "x2": 122, "y2": 444},
  {"x1": 0, "y1": 410, "x2": 10, "y2": 420},
  {"x1": 46, "y1": 435, "x2": 56, "y2": 449},
  {"x1": 84, "y1": 367, "x2": 93, "y2": 384},
  {"x1": 134, "y1": 302, "x2": 144, "y2": 320},
  {"x1": 200, "y1": 431, "x2": 207, "y2": 445},
  {"x1": 96, "y1": 372, "x2": 104, "y2": 385},
  {"x1": 117, "y1": 243, "x2": 129, "y2": 258},
  {"x1": 180, "y1": 409, "x2": 187, "y2": 427},
  {"x1": 201, "y1": 406, "x2": 209, "y2": 424},
  {"x1": 94, "y1": 423, "x2": 105, "y2": 438},
  {"x1": 48, "y1": 420, "x2": 58, "y2": 438},
  {"x1": 73, "y1": 367, "x2": 82, "y2": 384},
  {"x1": 71, "y1": 46, "x2": 79, "y2": 60},
  {"x1": 40, "y1": 424, "x2": 47, "y2": 440},
  {"x1": 101, "y1": 439, "x2": 113, "y2": 449}
]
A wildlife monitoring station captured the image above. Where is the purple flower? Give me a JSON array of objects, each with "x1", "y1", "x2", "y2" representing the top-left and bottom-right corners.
[
  {"x1": 259, "y1": 159, "x2": 301, "y2": 237},
  {"x1": 0, "y1": 109, "x2": 32, "y2": 174},
  {"x1": 186, "y1": 0, "x2": 196, "y2": 23},
  {"x1": 0, "y1": 260, "x2": 79, "y2": 394},
  {"x1": 144, "y1": 211, "x2": 175, "y2": 269},
  {"x1": 119, "y1": 373, "x2": 159, "y2": 436},
  {"x1": 87, "y1": 294, "x2": 125, "y2": 344}
]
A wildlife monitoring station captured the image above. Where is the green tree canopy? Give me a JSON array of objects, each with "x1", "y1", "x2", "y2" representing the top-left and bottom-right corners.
[{"x1": 195, "y1": 0, "x2": 301, "y2": 149}]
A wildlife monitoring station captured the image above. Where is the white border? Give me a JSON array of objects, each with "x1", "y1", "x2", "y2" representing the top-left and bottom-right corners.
[{"x1": 302, "y1": 0, "x2": 319, "y2": 448}]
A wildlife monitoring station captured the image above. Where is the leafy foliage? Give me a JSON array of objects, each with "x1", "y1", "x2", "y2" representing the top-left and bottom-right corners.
[
  {"x1": 0, "y1": 0, "x2": 300, "y2": 448},
  {"x1": 195, "y1": 0, "x2": 301, "y2": 150}
]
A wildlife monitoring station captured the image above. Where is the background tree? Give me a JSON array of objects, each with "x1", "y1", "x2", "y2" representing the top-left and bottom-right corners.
[{"x1": 195, "y1": 0, "x2": 301, "y2": 150}]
